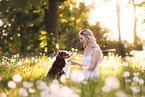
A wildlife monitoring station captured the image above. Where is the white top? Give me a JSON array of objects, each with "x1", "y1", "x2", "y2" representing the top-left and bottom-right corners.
[{"x1": 82, "y1": 50, "x2": 100, "y2": 80}]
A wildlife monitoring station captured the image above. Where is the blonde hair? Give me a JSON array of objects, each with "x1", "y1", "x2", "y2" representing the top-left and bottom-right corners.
[{"x1": 79, "y1": 29, "x2": 103, "y2": 63}]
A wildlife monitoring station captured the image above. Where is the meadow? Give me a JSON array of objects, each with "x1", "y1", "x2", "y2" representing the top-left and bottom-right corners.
[{"x1": 0, "y1": 50, "x2": 145, "y2": 97}]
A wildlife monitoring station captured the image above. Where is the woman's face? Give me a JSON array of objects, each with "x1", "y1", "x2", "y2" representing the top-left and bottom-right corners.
[{"x1": 79, "y1": 35, "x2": 88, "y2": 47}]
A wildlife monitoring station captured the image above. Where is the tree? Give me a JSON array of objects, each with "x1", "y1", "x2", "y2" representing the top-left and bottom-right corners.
[
  {"x1": 116, "y1": 1, "x2": 121, "y2": 42},
  {"x1": 128, "y1": 0, "x2": 145, "y2": 49},
  {"x1": 0, "y1": 0, "x2": 44, "y2": 54},
  {"x1": 58, "y1": 1, "x2": 93, "y2": 50},
  {"x1": 116, "y1": 0, "x2": 126, "y2": 57}
]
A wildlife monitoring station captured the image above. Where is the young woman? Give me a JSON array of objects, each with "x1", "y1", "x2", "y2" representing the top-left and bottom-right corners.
[{"x1": 70, "y1": 29, "x2": 103, "y2": 79}]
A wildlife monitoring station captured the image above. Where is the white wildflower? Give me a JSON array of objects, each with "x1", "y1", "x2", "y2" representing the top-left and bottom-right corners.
[
  {"x1": 133, "y1": 76, "x2": 139, "y2": 82},
  {"x1": 40, "y1": 90, "x2": 50, "y2": 97},
  {"x1": 36, "y1": 80, "x2": 49, "y2": 90},
  {"x1": 35, "y1": 59, "x2": 38, "y2": 62},
  {"x1": 125, "y1": 79, "x2": 131, "y2": 83},
  {"x1": 105, "y1": 76, "x2": 120, "y2": 90},
  {"x1": 102, "y1": 86, "x2": 111, "y2": 92},
  {"x1": 122, "y1": 62, "x2": 128, "y2": 67},
  {"x1": 18, "y1": 62, "x2": 22, "y2": 65},
  {"x1": 139, "y1": 79, "x2": 144, "y2": 84},
  {"x1": 16, "y1": 54, "x2": 19, "y2": 57},
  {"x1": 70, "y1": 69, "x2": 85, "y2": 82},
  {"x1": 58, "y1": 86, "x2": 79, "y2": 97},
  {"x1": 52, "y1": 79, "x2": 59, "y2": 84},
  {"x1": 13, "y1": 55, "x2": 17, "y2": 58},
  {"x1": 49, "y1": 80, "x2": 60, "y2": 94},
  {"x1": 115, "y1": 90, "x2": 128, "y2": 97},
  {"x1": 23, "y1": 81, "x2": 33, "y2": 89},
  {"x1": 60, "y1": 74, "x2": 67, "y2": 83},
  {"x1": 133, "y1": 72, "x2": 140, "y2": 76},
  {"x1": 19, "y1": 88, "x2": 28, "y2": 96},
  {"x1": 130, "y1": 86, "x2": 140, "y2": 93},
  {"x1": 0, "y1": 92, "x2": 7, "y2": 97},
  {"x1": 28, "y1": 88, "x2": 35, "y2": 94},
  {"x1": 131, "y1": 81, "x2": 137, "y2": 86},
  {"x1": 27, "y1": 72, "x2": 31, "y2": 74},
  {"x1": 123, "y1": 71, "x2": 130, "y2": 78},
  {"x1": 2, "y1": 61, "x2": 5, "y2": 65},
  {"x1": 71, "y1": 48, "x2": 74, "y2": 51},
  {"x1": 12, "y1": 74, "x2": 22, "y2": 82},
  {"x1": 32, "y1": 57, "x2": 35, "y2": 60},
  {"x1": 7, "y1": 81, "x2": 16, "y2": 89}
]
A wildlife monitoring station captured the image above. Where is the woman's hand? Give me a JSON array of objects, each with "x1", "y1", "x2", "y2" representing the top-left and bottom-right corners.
[
  {"x1": 70, "y1": 60, "x2": 78, "y2": 65},
  {"x1": 70, "y1": 60, "x2": 83, "y2": 67}
]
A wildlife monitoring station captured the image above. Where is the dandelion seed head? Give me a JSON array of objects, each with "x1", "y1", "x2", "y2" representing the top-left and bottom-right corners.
[
  {"x1": 19, "y1": 88, "x2": 28, "y2": 96},
  {"x1": 27, "y1": 72, "x2": 31, "y2": 74},
  {"x1": 115, "y1": 90, "x2": 128, "y2": 97},
  {"x1": 32, "y1": 57, "x2": 35, "y2": 60},
  {"x1": 0, "y1": 92, "x2": 6, "y2": 97},
  {"x1": 58, "y1": 86, "x2": 79, "y2": 97},
  {"x1": 8, "y1": 81, "x2": 16, "y2": 89},
  {"x1": 40, "y1": 90, "x2": 50, "y2": 97},
  {"x1": 2, "y1": 61, "x2": 5, "y2": 65},
  {"x1": 130, "y1": 86, "x2": 140, "y2": 93},
  {"x1": 133, "y1": 72, "x2": 140, "y2": 76},
  {"x1": 125, "y1": 79, "x2": 131, "y2": 83},
  {"x1": 36, "y1": 80, "x2": 49, "y2": 90},
  {"x1": 49, "y1": 82, "x2": 60, "y2": 94},
  {"x1": 12, "y1": 74, "x2": 22, "y2": 82},
  {"x1": 139, "y1": 79, "x2": 144, "y2": 84},
  {"x1": 105, "y1": 76, "x2": 120, "y2": 90},
  {"x1": 122, "y1": 62, "x2": 128, "y2": 67},
  {"x1": 23, "y1": 81, "x2": 33, "y2": 89},
  {"x1": 35, "y1": 59, "x2": 38, "y2": 62},
  {"x1": 70, "y1": 69, "x2": 85, "y2": 82},
  {"x1": 18, "y1": 62, "x2": 22, "y2": 65},
  {"x1": 102, "y1": 86, "x2": 111, "y2": 92},
  {"x1": 133, "y1": 76, "x2": 139, "y2": 82},
  {"x1": 123, "y1": 71, "x2": 130, "y2": 78},
  {"x1": 60, "y1": 74, "x2": 67, "y2": 83},
  {"x1": 52, "y1": 79, "x2": 59, "y2": 84},
  {"x1": 28, "y1": 88, "x2": 35, "y2": 94}
]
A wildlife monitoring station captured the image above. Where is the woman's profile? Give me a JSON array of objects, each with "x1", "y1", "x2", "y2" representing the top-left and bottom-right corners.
[{"x1": 70, "y1": 29, "x2": 103, "y2": 79}]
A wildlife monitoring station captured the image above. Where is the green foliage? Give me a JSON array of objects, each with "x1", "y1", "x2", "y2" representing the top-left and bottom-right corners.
[
  {"x1": 0, "y1": 0, "x2": 45, "y2": 54},
  {"x1": 62, "y1": 29, "x2": 83, "y2": 51}
]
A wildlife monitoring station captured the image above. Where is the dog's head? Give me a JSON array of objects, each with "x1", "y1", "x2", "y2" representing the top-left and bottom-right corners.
[{"x1": 56, "y1": 50, "x2": 71, "y2": 60}]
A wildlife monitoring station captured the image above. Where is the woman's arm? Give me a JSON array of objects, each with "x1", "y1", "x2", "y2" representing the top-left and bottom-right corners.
[
  {"x1": 70, "y1": 60, "x2": 83, "y2": 67},
  {"x1": 70, "y1": 48, "x2": 99, "y2": 71},
  {"x1": 89, "y1": 48, "x2": 99, "y2": 71}
]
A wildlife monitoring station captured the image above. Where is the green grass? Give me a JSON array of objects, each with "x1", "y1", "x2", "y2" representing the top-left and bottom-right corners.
[{"x1": 0, "y1": 52, "x2": 145, "y2": 97}]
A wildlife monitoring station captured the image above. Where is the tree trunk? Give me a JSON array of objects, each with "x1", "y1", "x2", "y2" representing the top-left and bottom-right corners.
[
  {"x1": 116, "y1": 1, "x2": 121, "y2": 42},
  {"x1": 133, "y1": 0, "x2": 137, "y2": 48},
  {"x1": 47, "y1": 0, "x2": 59, "y2": 56},
  {"x1": 116, "y1": 1, "x2": 126, "y2": 57}
]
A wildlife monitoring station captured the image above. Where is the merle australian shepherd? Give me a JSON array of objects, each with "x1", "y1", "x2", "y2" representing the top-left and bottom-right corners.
[{"x1": 46, "y1": 50, "x2": 71, "y2": 78}]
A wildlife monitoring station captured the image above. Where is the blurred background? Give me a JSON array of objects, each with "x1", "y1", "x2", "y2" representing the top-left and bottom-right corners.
[{"x1": 0, "y1": 0, "x2": 145, "y2": 57}]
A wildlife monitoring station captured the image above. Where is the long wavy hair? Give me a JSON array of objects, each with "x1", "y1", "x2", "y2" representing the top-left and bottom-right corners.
[{"x1": 79, "y1": 29, "x2": 103, "y2": 64}]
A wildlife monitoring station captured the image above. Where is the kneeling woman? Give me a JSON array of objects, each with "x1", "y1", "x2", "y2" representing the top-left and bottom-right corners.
[{"x1": 70, "y1": 29, "x2": 103, "y2": 80}]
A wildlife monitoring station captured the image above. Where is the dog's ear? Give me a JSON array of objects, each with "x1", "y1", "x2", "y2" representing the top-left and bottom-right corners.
[{"x1": 58, "y1": 50, "x2": 62, "y2": 55}]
